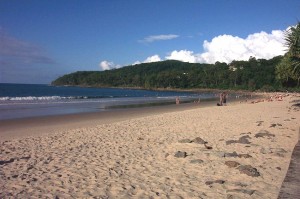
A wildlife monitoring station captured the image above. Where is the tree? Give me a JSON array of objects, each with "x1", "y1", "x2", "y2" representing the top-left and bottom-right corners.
[
  {"x1": 276, "y1": 55, "x2": 294, "y2": 87},
  {"x1": 285, "y1": 22, "x2": 300, "y2": 77}
]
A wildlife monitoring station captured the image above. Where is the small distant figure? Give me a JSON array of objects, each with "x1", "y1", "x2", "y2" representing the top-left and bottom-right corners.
[
  {"x1": 176, "y1": 97, "x2": 180, "y2": 105},
  {"x1": 217, "y1": 92, "x2": 223, "y2": 106},
  {"x1": 222, "y1": 92, "x2": 228, "y2": 106},
  {"x1": 217, "y1": 92, "x2": 227, "y2": 106}
]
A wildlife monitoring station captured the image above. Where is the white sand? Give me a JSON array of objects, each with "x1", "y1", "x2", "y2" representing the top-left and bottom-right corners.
[{"x1": 0, "y1": 94, "x2": 299, "y2": 199}]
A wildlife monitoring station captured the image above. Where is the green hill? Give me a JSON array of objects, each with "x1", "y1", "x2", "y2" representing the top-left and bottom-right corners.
[{"x1": 51, "y1": 56, "x2": 296, "y2": 91}]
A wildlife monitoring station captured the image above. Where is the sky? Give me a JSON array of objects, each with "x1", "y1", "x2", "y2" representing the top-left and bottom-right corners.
[{"x1": 0, "y1": 0, "x2": 299, "y2": 84}]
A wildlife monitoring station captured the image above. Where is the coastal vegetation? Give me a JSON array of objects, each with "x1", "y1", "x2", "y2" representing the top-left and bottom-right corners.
[
  {"x1": 52, "y1": 22, "x2": 300, "y2": 92},
  {"x1": 276, "y1": 22, "x2": 300, "y2": 87}
]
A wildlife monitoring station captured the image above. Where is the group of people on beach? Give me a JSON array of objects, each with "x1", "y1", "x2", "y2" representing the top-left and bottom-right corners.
[
  {"x1": 176, "y1": 92, "x2": 228, "y2": 106},
  {"x1": 250, "y1": 93, "x2": 287, "y2": 104},
  {"x1": 175, "y1": 91, "x2": 293, "y2": 107}
]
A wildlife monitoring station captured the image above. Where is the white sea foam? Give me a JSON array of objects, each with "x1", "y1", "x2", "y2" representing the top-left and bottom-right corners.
[{"x1": 0, "y1": 96, "x2": 74, "y2": 101}]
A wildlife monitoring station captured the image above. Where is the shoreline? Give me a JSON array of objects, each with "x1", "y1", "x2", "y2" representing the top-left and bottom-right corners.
[
  {"x1": 0, "y1": 99, "x2": 218, "y2": 141},
  {"x1": 0, "y1": 93, "x2": 255, "y2": 141},
  {"x1": 0, "y1": 93, "x2": 299, "y2": 198}
]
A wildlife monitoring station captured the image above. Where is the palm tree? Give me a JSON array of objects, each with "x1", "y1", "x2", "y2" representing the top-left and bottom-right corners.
[{"x1": 285, "y1": 22, "x2": 300, "y2": 75}]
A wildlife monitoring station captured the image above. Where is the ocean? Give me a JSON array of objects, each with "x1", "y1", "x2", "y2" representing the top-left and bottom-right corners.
[{"x1": 0, "y1": 83, "x2": 219, "y2": 120}]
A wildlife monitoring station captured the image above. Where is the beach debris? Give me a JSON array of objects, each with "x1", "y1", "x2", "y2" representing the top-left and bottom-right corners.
[
  {"x1": 226, "y1": 135, "x2": 251, "y2": 145},
  {"x1": 137, "y1": 137, "x2": 144, "y2": 140},
  {"x1": 225, "y1": 162, "x2": 260, "y2": 177},
  {"x1": 26, "y1": 165, "x2": 34, "y2": 171},
  {"x1": 204, "y1": 144, "x2": 213, "y2": 149},
  {"x1": 108, "y1": 166, "x2": 124, "y2": 177},
  {"x1": 269, "y1": 123, "x2": 283, "y2": 128},
  {"x1": 275, "y1": 153, "x2": 284, "y2": 158},
  {"x1": 240, "y1": 132, "x2": 251, "y2": 135},
  {"x1": 292, "y1": 102, "x2": 300, "y2": 107},
  {"x1": 254, "y1": 130, "x2": 275, "y2": 138},
  {"x1": 205, "y1": 179, "x2": 225, "y2": 185},
  {"x1": 233, "y1": 182, "x2": 248, "y2": 187},
  {"x1": 227, "y1": 189, "x2": 256, "y2": 195},
  {"x1": 260, "y1": 147, "x2": 271, "y2": 154},
  {"x1": 238, "y1": 165, "x2": 260, "y2": 177},
  {"x1": 260, "y1": 147, "x2": 287, "y2": 156},
  {"x1": 238, "y1": 135, "x2": 252, "y2": 144},
  {"x1": 224, "y1": 152, "x2": 238, "y2": 158},
  {"x1": 192, "y1": 137, "x2": 208, "y2": 144},
  {"x1": 190, "y1": 159, "x2": 204, "y2": 164},
  {"x1": 0, "y1": 158, "x2": 15, "y2": 165},
  {"x1": 223, "y1": 152, "x2": 252, "y2": 158},
  {"x1": 12, "y1": 174, "x2": 18, "y2": 178},
  {"x1": 276, "y1": 167, "x2": 282, "y2": 170},
  {"x1": 178, "y1": 137, "x2": 209, "y2": 145},
  {"x1": 238, "y1": 154, "x2": 252, "y2": 158},
  {"x1": 256, "y1": 121, "x2": 264, "y2": 126},
  {"x1": 225, "y1": 161, "x2": 240, "y2": 168},
  {"x1": 20, "y1": 156, "x2": 31, "y2": 160},
  {"x1": 275, "y1": 148, "x2": 288, "y2": 153},
  {"x1": 227, "y1": 194, "x2": 234, "y2": 199},
  {"x1": 174, "y1": 151, "x2": 188, "y2": 158},
  {"x1": 178, "y1": 139, "x2": 192, "y2": 143}
]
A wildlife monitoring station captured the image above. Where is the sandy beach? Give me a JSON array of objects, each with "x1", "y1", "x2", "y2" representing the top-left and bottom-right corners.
[{"x1": 0, "y1": 93, "x2": 299, "y2": 199}]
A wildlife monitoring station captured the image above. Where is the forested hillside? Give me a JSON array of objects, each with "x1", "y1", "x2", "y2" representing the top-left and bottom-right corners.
[{"x1": 51, "y1": 56, "x2": 299, "y2": 91}]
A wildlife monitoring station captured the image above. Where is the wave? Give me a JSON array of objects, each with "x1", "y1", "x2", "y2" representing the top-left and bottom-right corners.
[
  {"x1": 0, "y1": 95, "x2": 128, "y2": 101},
  {"x1": 0, "y1": 94, "x2": 188, "y2": 101},
  {"x1": 0, "y1": 96, "x2": 76, "y2": 101}
]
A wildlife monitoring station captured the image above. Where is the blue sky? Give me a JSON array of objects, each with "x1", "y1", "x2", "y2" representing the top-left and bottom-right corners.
[{"x1": 0, "y1": 0, "x2": 299, "y2": 84}]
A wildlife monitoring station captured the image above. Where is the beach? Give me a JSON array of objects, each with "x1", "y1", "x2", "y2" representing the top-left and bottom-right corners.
[{"x1": 0, "y1": 93, "x2": 299, "y2": 198}]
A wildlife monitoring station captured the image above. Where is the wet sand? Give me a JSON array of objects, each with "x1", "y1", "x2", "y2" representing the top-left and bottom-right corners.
[{"x1": 0, "y1": 101, "x2": 215, "y2": 140}]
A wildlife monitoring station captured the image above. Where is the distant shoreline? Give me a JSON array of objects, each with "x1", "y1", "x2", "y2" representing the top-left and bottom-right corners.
[{"x1": 50, "y1": 84, "x2": 263, "y2": 95}]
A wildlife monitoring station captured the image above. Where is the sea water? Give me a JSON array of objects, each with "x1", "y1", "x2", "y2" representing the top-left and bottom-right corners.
[{"x1": 0, "y1": 83, "x2": 218, "y2": 120}]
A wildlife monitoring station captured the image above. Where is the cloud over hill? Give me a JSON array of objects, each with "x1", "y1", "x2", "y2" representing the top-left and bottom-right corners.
[
  {"x1": 146, "y1": 30, "x2": 286, "y2": 64},
  {"x1": 100, "y1": 29, "x2": 287, "y2": 70}
]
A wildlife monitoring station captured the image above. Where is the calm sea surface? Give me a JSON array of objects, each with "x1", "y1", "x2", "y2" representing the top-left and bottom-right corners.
[{"x1": 0, "y1": 83, "x2": 219, "y2": 120}]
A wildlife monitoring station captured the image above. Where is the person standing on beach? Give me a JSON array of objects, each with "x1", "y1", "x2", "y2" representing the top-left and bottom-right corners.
[
  {"x1": 219, "y1": 92, "x2": 224, "y2": 106},
  {"x1": 222, "y1": 92, "x2": 228, "y2": 106},
  {"x1": 176, "y1": 97, "x2": 180, "y2": 105},
  {"x1": 218, "y1": 92, "x2": 228, "y2": 106}
]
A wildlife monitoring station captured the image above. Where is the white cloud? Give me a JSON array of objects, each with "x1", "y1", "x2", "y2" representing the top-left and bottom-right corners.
[
  {"x1": 113, "y1": 29, "x2": 287, "y2": 69},
  {"x1": 143, "y1": 55, "x2": 161, "y2": 63},
  {"x1": 198, "y1": 30, "x2": 286, "y2": 63},
  {"x1": 99, "y1": 60, "x2": 120, "y2": 70},
  {"x1": 132, "y1": 61, "x2": 141, "y2": 65},
  {"x1": 165, "y1": 50, "x2": 200, "y2": 63},
  {"x1": 133, "y1": 55, "x2": 161, "y2": 65},
  {"x1": 156, "y1": 30, "x2": 286, "y2": 64},
  {"x1": 139, "y1": 34, "x2": 179, "y2": 43}
]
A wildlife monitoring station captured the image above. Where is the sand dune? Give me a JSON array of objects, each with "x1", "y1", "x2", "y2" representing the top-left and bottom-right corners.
[{"x1": 0, "y1": 94, "x2": 299, "y2": 198}]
